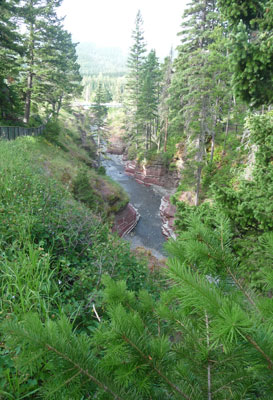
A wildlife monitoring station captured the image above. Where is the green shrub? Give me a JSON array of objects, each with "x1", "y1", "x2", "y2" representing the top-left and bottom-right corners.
[{"x1": 97, "y1": 165, "x2": 106, "y2": 175}]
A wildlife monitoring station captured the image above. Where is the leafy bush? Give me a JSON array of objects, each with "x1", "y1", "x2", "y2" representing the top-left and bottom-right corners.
[{"x1": 72, "y1": 168, "x2": 101, "y2": 211}]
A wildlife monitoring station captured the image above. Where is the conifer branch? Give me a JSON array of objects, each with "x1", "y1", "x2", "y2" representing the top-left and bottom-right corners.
[
  {"x1": 212, "y1": 377, "x2": 244, "y2": 394},
  {"x1": 46, "y1": 344, "x2": 125, "y2": 400},
  {"x1": 244, "y1": 336, "x2": 273, "y2": 370},
  {"x1": 205, "y1": 312, "x2": 212, "y2": 400},
  {"x1": 49, "y1": 370, "x2": 82, "y2": 395},
  {"x1": 121, "y1": 335, "x2": 191, "y2": 400},
  {"x1": 227, "y1": 268, "x2": 260, "y2": 313}
]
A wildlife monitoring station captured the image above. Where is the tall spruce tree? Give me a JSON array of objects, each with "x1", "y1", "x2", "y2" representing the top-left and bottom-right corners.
[
  {"x1": 139, "y1": 49, "x2": 160, "y2": 151},
  {"x1": 93, "y1": 83, "x2": 108, "y2": 166},
  {"x1": 168, "y1": 0, "x2": 233, "y2": 205},
  {"x1": 125, "y1": 10, "x2": 146, "y2": 143},
  {"x1": 0, "y1": 0, "x2": 23, "y2": 120},
  {"x1": 34, "y1": 24, "x2": 82, "y2": 116},
  {"x1": 218, "y1": 0, "x2": 273, "y2": 106},
  {"x1": 159, "y1": 50, "x2": 173, "y2": 152},
  {"x1": 19, "y1": 0, "x2": 63, "y2": 123}
]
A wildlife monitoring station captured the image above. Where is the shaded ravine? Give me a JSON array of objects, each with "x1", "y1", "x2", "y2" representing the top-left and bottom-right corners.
[{"x1": 102, "y1": 154, "x2": 168, "y2": 258}]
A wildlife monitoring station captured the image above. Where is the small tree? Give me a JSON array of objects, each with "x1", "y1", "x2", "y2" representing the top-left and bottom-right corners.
[{"x1": 93, "y1": 83, "x2": 108, "y2": 166}]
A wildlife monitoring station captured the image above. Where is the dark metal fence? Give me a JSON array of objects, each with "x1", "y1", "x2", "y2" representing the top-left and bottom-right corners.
[{"x1": 0, "y1": 124, "x2": 46, "y2": 140}]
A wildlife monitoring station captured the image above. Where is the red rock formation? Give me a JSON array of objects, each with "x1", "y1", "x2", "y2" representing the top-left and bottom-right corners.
[
  {"x1": 124, "y1": 160, "x2": 180, "y2": 189},
  {"x1": 159, "y1": 191, "x2": 197, "y2": 238},
  {"x1": 178, "y1": 191, "x2": 196, "y2": 206},
  {"x1": 112, "y1": 203, "x2": 140, "y2": 237},
  {"x1": 107, "y1": 134, "x2": 126, "y2": 155},
  {"x1": 159, "y1": 195, "x2": 177, "y2": 239}
]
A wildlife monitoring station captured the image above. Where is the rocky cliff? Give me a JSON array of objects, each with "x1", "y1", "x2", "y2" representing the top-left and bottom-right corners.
[
  {"x1": 124, "y1": 160, "x2": 180, "y2": 189},
  {"x1": 112, "y1": 203, "x2": 140, "y2": 237}
]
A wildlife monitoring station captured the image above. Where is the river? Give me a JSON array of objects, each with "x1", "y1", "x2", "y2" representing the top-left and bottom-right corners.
[{"x1": 102, "y1": 154, "x2": 170, "y2": 258}]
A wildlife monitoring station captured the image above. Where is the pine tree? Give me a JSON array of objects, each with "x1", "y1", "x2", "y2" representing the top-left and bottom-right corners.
[
  {"x1": 159, "y1": 50, "x2": 173, "y2": 152},
  {"x1": 93, "y1": 83, "x2": 108, "y2": 166},
  {"x1": 218, "y1": 0, "x2": 272, "y2": 106},
  {"x1": 0, "y1": 0, "x2": 23, "y2": 120},
  {"x1": 168, "y1": 0, "x2": 234, "y2": 205},
  {"x1": 19, "y1": 0, "x2": 63, "y2": 123},
  {"x1": 125, "y1": 10, "x2": 146, "y2": 143},
  {"x1": 3, "y1": 216, "x2": 273, "y2": 398},
  {"x1": 34, "y1": 24, "x2": 82, "y2": 116},
  {"x1": 139, "y1": 49, "x2": 160, "y2": 151}
]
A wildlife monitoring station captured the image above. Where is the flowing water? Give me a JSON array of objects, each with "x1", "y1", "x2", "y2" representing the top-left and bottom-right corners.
[{"x1": 102, "y1": 154, "x2": 170, "y2": 258}]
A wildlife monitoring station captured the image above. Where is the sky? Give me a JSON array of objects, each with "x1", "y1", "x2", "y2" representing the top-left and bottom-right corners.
[{"x1": 58, "y1": 0, "x2": 189, "y2": 57}]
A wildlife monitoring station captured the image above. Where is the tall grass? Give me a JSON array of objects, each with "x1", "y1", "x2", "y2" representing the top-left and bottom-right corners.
[
  {"x1": 0, "y1": 135, "x2": 152, "y2": 398},
  {"x1": 0, "y1": 242, "x2": 60, "y2": 317}
]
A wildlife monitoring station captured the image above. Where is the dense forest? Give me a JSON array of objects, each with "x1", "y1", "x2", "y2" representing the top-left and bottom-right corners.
[{"x1": 1, "y1": 0, "x2": 273, "y2": 399}]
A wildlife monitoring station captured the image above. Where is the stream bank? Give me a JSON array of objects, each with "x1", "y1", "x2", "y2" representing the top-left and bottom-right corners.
[{"x1": 102, "y1": 154, "x2": 175, "y2": 258}]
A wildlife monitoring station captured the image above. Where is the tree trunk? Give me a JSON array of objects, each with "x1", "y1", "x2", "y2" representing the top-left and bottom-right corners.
[
  {"x1": 23, "y1": 20, "x2": 34, "y2": 125},
  {"x1": 195, "y1": 102, "x2": 206, "y2": 206},
  {"x1": 23, "y1": 72, "x2": 33, "y2": 124},
  {"x1": 210, "y1": 97, "x2": 219, "y2": 163},
  {"x1": 164, "y1": 116, "x2": 168, "y2": 153},
  {"x1": 56, "y1": 94, "x2": 63, "y2": 116},
  {"x1": 210, "y1": 131, "x2": 215, "y2": 163},
  {"x1": 97, "y1": 130, "x2": 101, "y2": 167}
]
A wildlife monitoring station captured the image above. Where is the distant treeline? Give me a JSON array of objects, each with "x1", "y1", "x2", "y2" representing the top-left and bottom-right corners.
[{"x1": 76, "y1": 42, "x2": 128, "y2": 76}]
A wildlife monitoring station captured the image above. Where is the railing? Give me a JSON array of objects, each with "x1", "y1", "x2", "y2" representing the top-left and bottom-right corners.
[{"x1": 0, "y1": 124, "x2": 46, "y2": 140}]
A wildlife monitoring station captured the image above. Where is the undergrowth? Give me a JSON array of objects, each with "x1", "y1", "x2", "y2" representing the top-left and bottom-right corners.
[{"x1": 0, "y1": 132, "x2": 161, "y2": 398}]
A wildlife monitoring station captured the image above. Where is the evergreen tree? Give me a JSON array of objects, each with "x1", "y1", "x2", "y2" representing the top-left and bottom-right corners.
[
  {"x1": 93, "y1": 83, "x2": 108, "y2": 166},
  {"x1": 0, "y1": 0, "x2": 23, "y2": 120},
  {"x1": 125, "y1": 10, "x2": 146, "y2": 142},
  {"x1": 159, "y1": 50, "x2": 173, "y2": 152},
  {"x1": 3, "y1": 215, "x2": 273, "y2": 398},
  {"x1": 139, "y1": 49, "x2": 160, "y2": 151},
  {"x1": 218, "y1": 0, "x2": 272, "y2": 106},
  {"x1": 19, "y1": 0, "x2": 63, "y2": 123},
  {"x1": 168, "y1": 0, "x2": 235, "y2": 204},
  {"x1": 34, "y1": 24, "x2": 82, "y2": 116}
]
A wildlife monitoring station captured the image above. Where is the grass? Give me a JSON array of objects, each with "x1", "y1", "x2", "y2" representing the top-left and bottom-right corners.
[{"x1": 0, "y1": 112, "x2": 159, "y2": 398}]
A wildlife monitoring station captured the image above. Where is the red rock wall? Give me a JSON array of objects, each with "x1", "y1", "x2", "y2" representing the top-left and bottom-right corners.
[
  {"x1": 124, "y1": 161, "x2": 179, "y2": 189},
  {"x1": 112, "y1": 203, "x2": 140, "y2": 237},
  {"x1": 159, "y1": 195, "x2": 177, "y2": 239}
]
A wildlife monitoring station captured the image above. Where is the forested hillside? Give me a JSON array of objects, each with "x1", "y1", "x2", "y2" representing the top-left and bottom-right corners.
[
  {"x1": 76, "y1": 42, "x2": 127, "y2": 76},
  {"x1": 1, "y1": 0, "x2": 273, "y2": 399},
  {"x1": 0, "y1": 0, "x2": 81, "y2": 124}
]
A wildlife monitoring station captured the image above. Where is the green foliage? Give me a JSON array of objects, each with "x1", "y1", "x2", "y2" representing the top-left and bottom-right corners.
[
  {"x1": 0, "y1": 0, "x2": 82, "y2": 124},
  {"x1": 3, "y1": 217, "x2": 273, "y2": 398},
  {"x1": 0, "y1": 135, "x2": 154, "y2": 397},
  {"x1": 218, "y1": 0, "x2": 273, "y2": 106},
  {"x1": 213, "y1": 113, "x2": 273, "y2": 232},
  {"x1": 97, "y1": 165, "x2": 106, "y2": 175},
  {"x1": 72, "y1": 168, "x2": 101, "y2": 211},
  {"x1": 44, "y1": 118, "x2": 61, "y2": 142}
]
